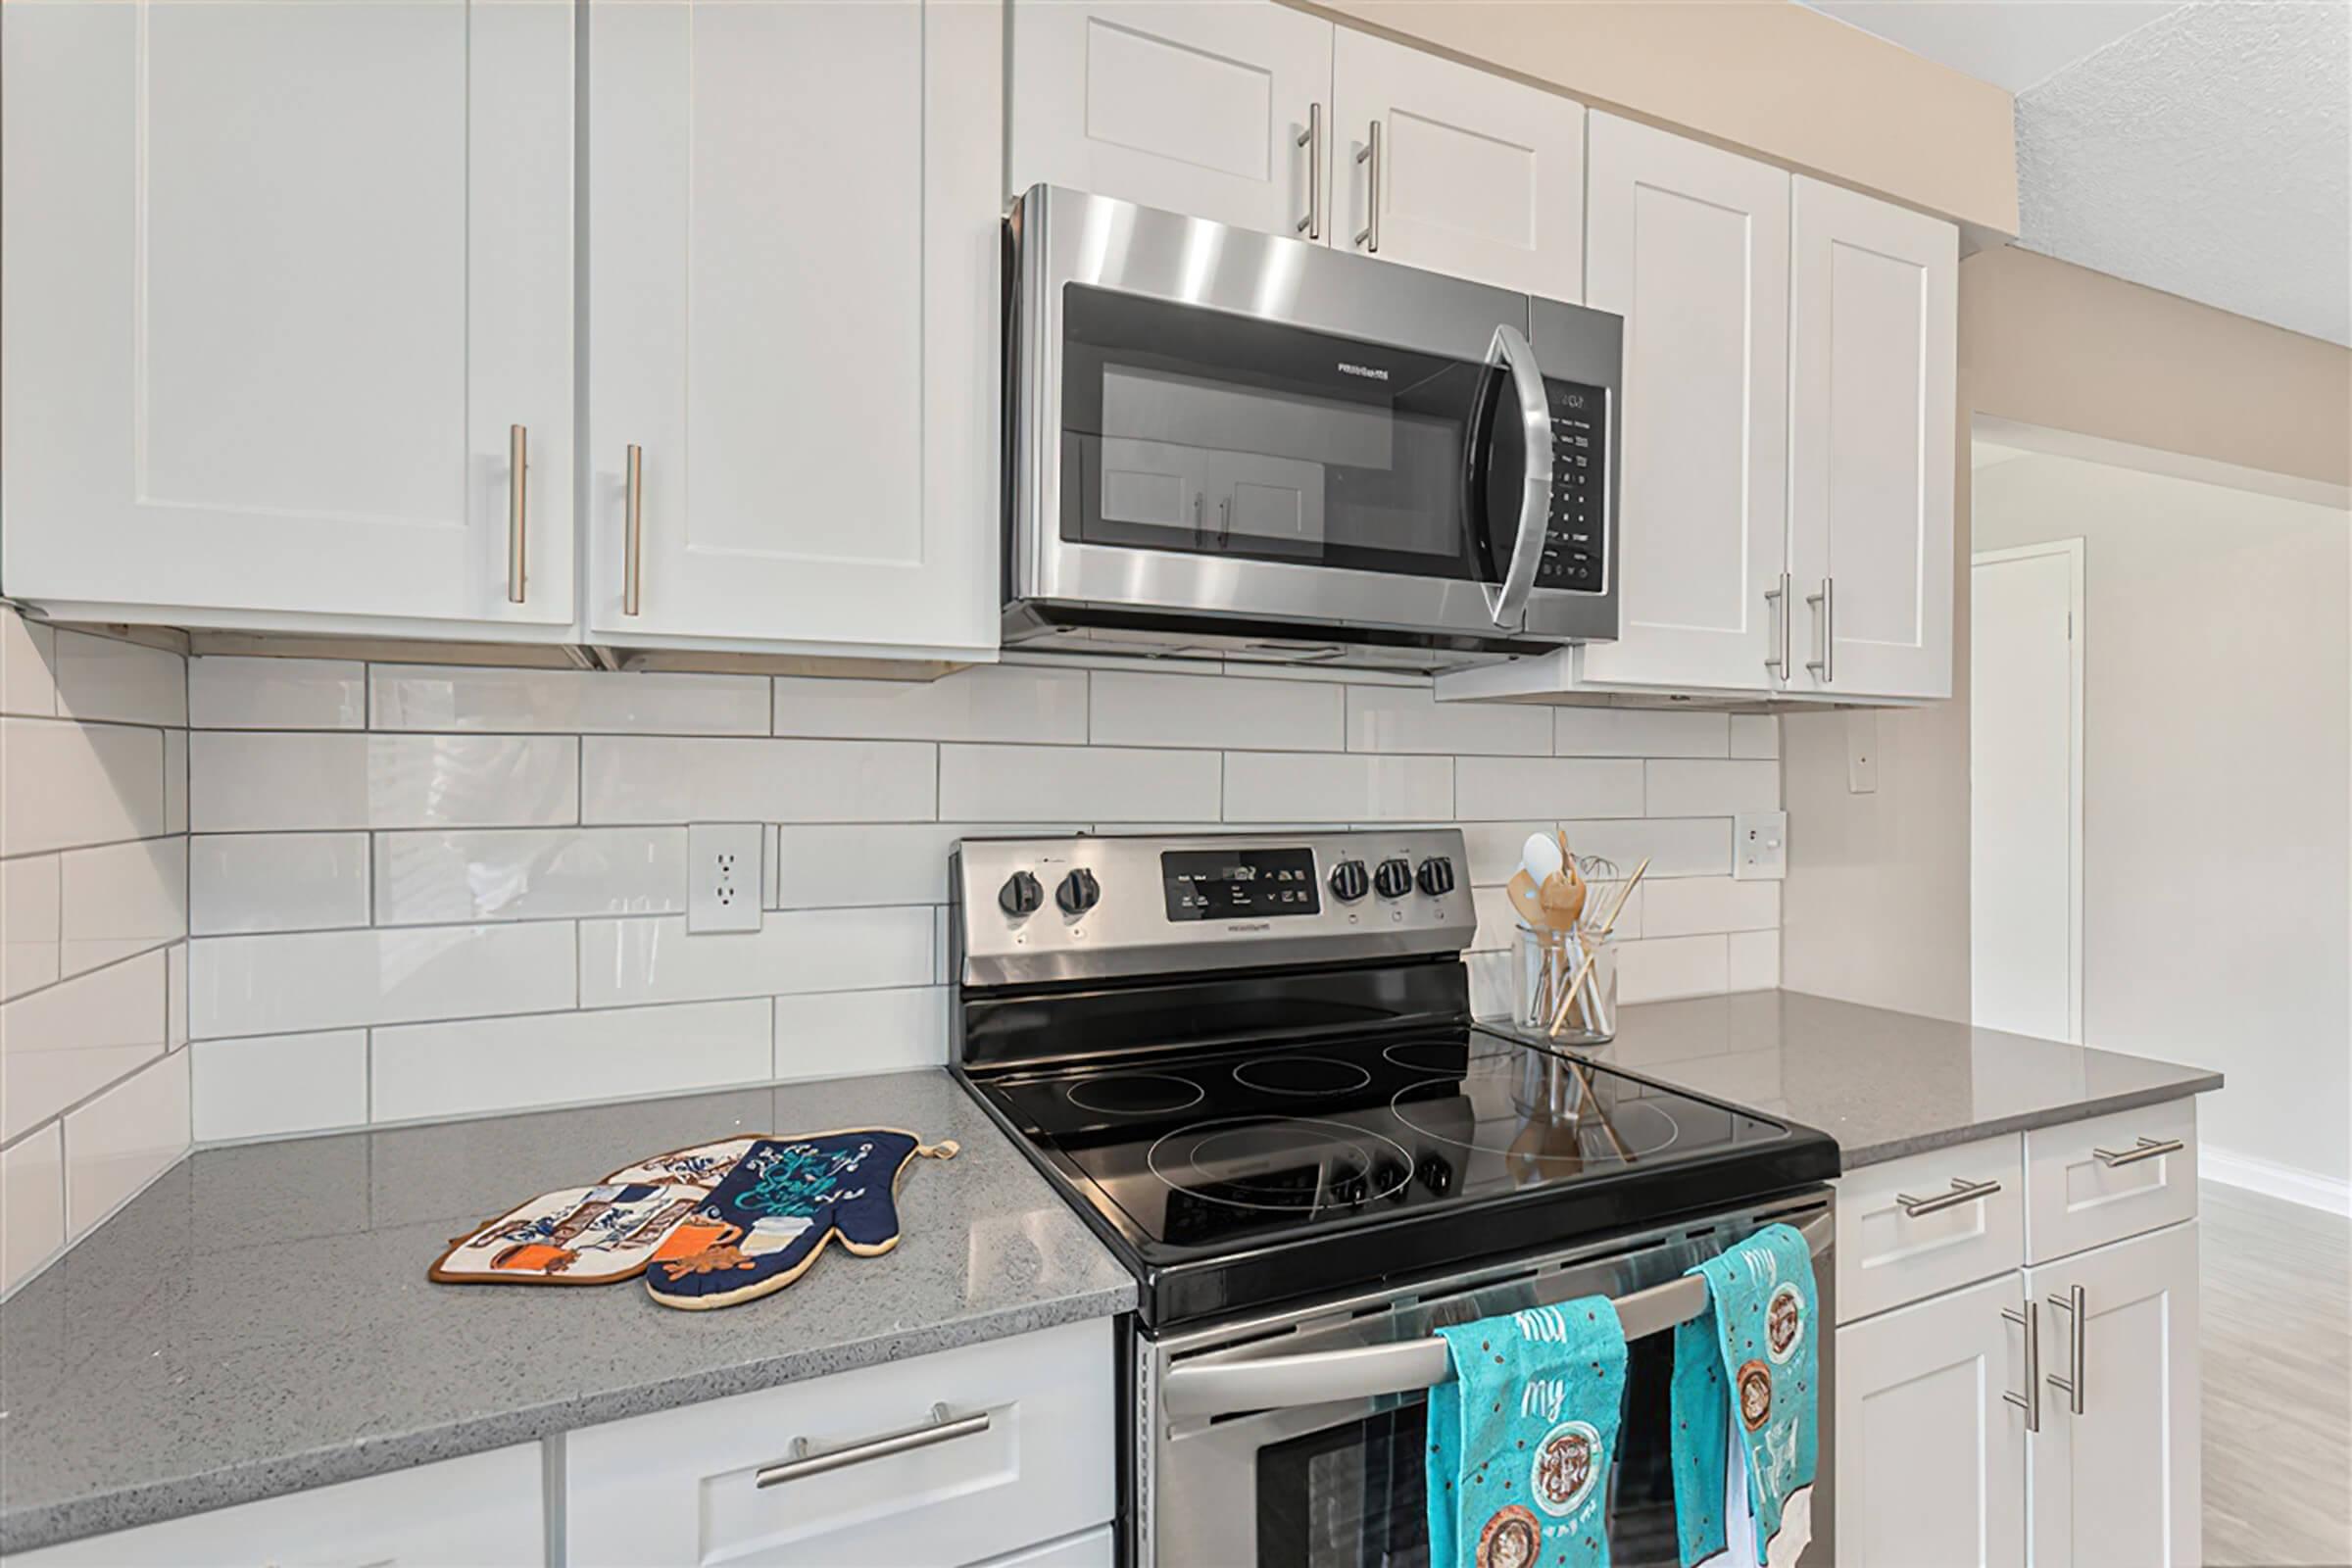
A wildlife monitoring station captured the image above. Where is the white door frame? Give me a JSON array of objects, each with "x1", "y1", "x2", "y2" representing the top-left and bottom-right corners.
[{"x1": 1972, "y1": 537, "x2": 2086, "y2": 1041}]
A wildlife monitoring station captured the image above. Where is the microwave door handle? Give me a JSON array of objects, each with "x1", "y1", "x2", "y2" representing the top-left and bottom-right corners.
[
  {"x1": 1160, "y1": 1210, "x2": 1830, "y2": 1420},
  {"x1": 1480, "y1": 322, "x2": 1553, "y2": 628}
]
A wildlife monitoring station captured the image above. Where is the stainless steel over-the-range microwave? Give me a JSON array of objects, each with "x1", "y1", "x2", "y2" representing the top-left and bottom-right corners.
[{"x1": 1003, "y1": 184, "x2": 1624, "y2": 671}]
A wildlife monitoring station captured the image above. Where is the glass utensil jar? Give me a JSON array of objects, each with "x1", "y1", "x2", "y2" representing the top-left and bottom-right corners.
[{"x1": 1513, "y1": 922, "x2": 1618, "y2": 1046}]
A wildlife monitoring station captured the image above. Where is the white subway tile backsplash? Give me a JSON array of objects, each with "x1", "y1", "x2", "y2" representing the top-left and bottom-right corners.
[
  {"x1": 940, "y1": 744, "x2": 1219, "y2": 823},
  {"x1": 773, "y1": 823, "x2": 1079, "y2": 908},
  {"x1": 773, "y1": 986, "x2": 948, "y2": 1080},
  {"x1": 1, "y1": 1121, "x2": 64, "y2": 1293},
  {"x1": 1639, "y1": 877, "x2": 1780, "y2": 938},
  {"x1": 0, "y1": 949, "x2": 169, "y2": 1141},
  {"x1": 581, "y1": 737, "x2": 937, "y2": 824},
  {"x1": 190, "y1": 733, "x2": 579, "y2": 833},
  {"x1": 1455, "y1": 758, "x2": 1644, "y2": 822},
  {"x1": 167, "y1": 943, "x2": 187, "y2": 1051},
  {"x1": 2, "y1": 855, "x2": 61, "y2": 1000},
  {"x1": 1729, "y1": 714, "x2": 1780, "y2": 760},
  {"x1": 1345, "y1": 685, "x2": 1551, "y2": 757},
  {"x1": 189, "y1": 657, "x2": 366, "y2": 730},
  {"x1": 1468, "y1": 885, "x2": 1517, "y2": 953},
  {"x1": 189, "y1": 923, "x2": 575, "y2": 1039},
  {"x1": 375, "y1": 828, "x2": 685, "y2": 926},
  {"x1": 371, "y1": 1000, "x2": 772, "y2": 1123},
  {"x1": 191, "y1": 1030, "x2": 368, "y2": 1142},
  {"x1": 372, "y1": 664, "x2": 769, "y2": 737},
  {"x1": 774, "y1": 666, "x2": 1087, "y2": 744},
  {"x1": 1465, "y1": 950, "x2": 1515, "y2": 1021},
  {"x1": 190, "y1": 833, "x2": 370, "y2": 935},
  {"x1": 163, "y1": 729, "x2": 188, "y2": 836},
  {"x1": 1643, "y1": 759, "x2": 1781, "y2": 817},
  {"x1": 0, "y1": 609, "x2": 57, "y2": 717},
  {"x1": 1224, "y1": 753, "x2": 1452, "y2": 822},
  {"x1": 578, "y1": 906, "x2": 932, "y2": 1009},
  {"x1": 0, "y1": 718, "x2": 165, "y2": 855},
  {"x1": 1617, "y1": 935, "x2": 1731, "y2": 1004},
  {"x1": 1091, "y1": 670, "x2": 1344, "y2": 752},
  {"x1": 1458, "y1": 821, "x2": 1557, "y2": 886},
  {"x1": 1727, "y1": 930, "x2": 1781, "y2": 992},
  {"x1": 59, "y1": 837, "x2": 187, "y2": 975},
  {"x1": 1554, "y1": 709, "x2": 1728, "y2": 760},
  {"x1": 52, "y1": 630, "x2": 185, "y2": 727},
  {"x1": 1558, "y1": 818, "x2": 1735, "y2": 881},
  {"x1": 62, "y1": 1046, "x2": 188, "y2": 1235}
]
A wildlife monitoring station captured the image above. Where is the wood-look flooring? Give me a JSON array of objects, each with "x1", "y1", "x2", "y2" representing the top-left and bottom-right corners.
[{"x1": 2201, "y1": 1180, "x2": 2352, "y2": 1567}]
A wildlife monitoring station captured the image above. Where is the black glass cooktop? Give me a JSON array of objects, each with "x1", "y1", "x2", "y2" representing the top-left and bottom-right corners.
[{"x1": 963, "y1": 1027, "x2": 1838, "y2": 1326}]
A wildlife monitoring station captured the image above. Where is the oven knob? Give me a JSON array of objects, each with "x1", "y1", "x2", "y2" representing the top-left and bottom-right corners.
[
  {"x1": 999, "y1": 870, "x2": 1042, "y2": 916},
  {"x1": 1415, "y1": 857, "x2": 1456, "y2": 896},
  {"x1": 1373, "y1": 858, "x2": 1413, "y2": 900},
  {"x1": 1328, "y1": 859, "x2": 1369, "y2": 903},
  {"x1": 1372, "y1": 1159, "x2": 1410, "y2": 1201},
  {"x1": 1415, "y1": 1153, "x2": 1454, "y2": 1197},
  {"x1": 1055, "y1": 867, "x2": 1101, "y2": 915}
]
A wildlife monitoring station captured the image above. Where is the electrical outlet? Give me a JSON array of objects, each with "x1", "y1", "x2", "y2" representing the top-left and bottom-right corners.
[
  {"x1": 1735, "y1": 811, "x2": 1788, "y2": 881},
  {"x1": 688, "y1": 822, "x2": 764, "y2": 933},
  {"x1": 1846, "y1": 710, "x2": 1879, "y2": 795}
]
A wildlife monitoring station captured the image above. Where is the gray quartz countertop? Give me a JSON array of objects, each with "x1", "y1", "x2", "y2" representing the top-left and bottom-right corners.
[
  {"x1": 0, "y1": 1069, "x2": 1136, "y2": 1555},
  {"x1": 1494, "y1": 989, "x2": 2221, "y2": 1167}
]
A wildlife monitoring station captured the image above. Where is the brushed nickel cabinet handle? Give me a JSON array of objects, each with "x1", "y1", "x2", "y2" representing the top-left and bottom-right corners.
[
  {"x1": 1764, "y1": 571, "x2": 1791, "y2": 676},
  {"x1": 622, "y1": 444, "x2": 645, "y2": 616},
  {"x1": 1804, "y1": 576, "x2": 1833, "y2": 683},
  {"x1": 2092, "y1": 1136, "x2": 2183, "y2": 1168},
  {"x1": 1894, "y1": 1176, "x2": 2001, "y2": 1217},
  {"x1": 755, "y1": 1403, "x2": 990, "y2": 1489},
  {"x1": 2001, "y1": 1298, "x2": 2040, "y2": 1433},
  {"x1": 507, "y1": 424, "x2": 528, "y2": 604},
  {"x1": 1297, "y1": 103, "x2": 1324, "y2": 240},
  {"x1": 2045, "y1": 1284, "x2": 2087, "y2": 1415},
  {"x1": 1352, "y1": 120, "x2": 1382, "y2": 251}
]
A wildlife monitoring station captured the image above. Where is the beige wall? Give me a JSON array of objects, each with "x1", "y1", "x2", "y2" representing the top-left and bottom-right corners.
[{"x1": 1292, "y1": 0, "x2": 2018, "y2": 232}]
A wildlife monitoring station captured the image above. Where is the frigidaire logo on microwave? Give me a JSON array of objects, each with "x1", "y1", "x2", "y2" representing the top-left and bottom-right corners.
[{"x1": 1337, "y1": 362, "x2": 1391, "y2": 381}]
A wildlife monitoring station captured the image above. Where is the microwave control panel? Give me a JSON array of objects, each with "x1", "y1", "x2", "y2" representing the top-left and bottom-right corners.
[{"x1": 1537, "y1": 379, "x2": 1607, "y2": 593}]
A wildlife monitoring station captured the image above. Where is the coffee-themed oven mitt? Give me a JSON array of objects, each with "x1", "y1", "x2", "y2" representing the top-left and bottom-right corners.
[
  {"x1": 430, "y1": 1182, "x2": 712, "y2": 1285},
  {"x1": 645, "y1": 1129, "x2": 958, "y2": 1311}
]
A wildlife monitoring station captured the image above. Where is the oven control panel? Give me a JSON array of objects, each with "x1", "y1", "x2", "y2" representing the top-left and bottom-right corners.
[
  {"x1": 1536, "y1": 378, "x2": 1607, "y2": 594},
  {"x1": 954, "y1": 830, "x2": 1473, "y2": 987}
]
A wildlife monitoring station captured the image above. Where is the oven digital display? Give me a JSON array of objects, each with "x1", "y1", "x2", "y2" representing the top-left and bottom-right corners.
[{"x1": 1162, "y1": 848, "x2": 1321, "y2": 921}]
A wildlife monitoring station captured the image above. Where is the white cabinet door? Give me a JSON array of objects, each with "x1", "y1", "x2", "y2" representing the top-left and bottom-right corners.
[
  {"x1": 1576, "y1": 114, "x2": 1788, "y2": 693},
  {"x1": 587, "y1": 0, "x2": 998, "y2": 658},
  {"x1": 1, "y1": 0, "x2": 574, "y2": 634},
  {"x1": 2027, "y1": 1221, "x2": 2202, "y2": 1568},
  {"x1": 1006, "y1": 0, "x2": 1333, "y2": 240},
  {"x1": 12, "y1": 1446, "x2": 544, "y2": 1567},
  {"x1": 1329, "y1": 28, "x2": 1583, "y2": 297},
  {"x1": 1786, "y1": 175, "x2": 1957, "y2": 701},
  {"x1": 1835, "y1": 1273, "x2": 2029, "y2": 1568}
]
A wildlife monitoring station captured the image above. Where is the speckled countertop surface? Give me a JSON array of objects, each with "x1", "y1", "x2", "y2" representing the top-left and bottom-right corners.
[
  {"x1": 0, "y1": 1069, "x2": 1135, "y2": 1555},
  {"x1": 1494, "y1": 989, "x2": 2222, "y2": 1167}
]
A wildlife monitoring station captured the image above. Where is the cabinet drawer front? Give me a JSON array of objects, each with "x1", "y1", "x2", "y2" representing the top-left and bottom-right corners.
[
  {"x1": 1835, "y1": 1134, "x2": 2025, "y2": 1322},
  {"x1": 565, "y1": 1318, "x2": 1114, "y2": 1568},
  {"x1": 2026, "y1": 1099, "x2": 2197, "y2": 1263}
]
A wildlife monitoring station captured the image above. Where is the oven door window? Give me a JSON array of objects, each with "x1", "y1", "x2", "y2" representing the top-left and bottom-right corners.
[
  {"x1": 1058, "y1": 285, "x2": 1529, "y2": 583},
  {"x1": 1250, "y1": 1334, "x2": 1680, "y2": 1568}
]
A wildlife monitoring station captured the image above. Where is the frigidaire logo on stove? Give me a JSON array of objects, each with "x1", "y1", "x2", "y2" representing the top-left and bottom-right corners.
[
  {"x1": 1227, "y1": 922, "x2": 1273, "y2": 933},
  {"x1": 1337, "y1": 362, "x2": 1390, "y2": 381}
]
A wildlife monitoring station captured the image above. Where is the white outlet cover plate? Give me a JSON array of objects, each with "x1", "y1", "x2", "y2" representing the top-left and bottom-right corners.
[
  {"x1": 688, "y1": 822, "x2": 765, "y2": 933},
  {"x1": 1735, "y1": 810, "x2": 1788, "y2": 881}
]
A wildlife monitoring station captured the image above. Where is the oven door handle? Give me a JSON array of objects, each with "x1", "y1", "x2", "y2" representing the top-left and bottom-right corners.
[
  {"x1": 1159, "y1": 1212, "x2": 1831, "y2": 1420},
  {"x1": 1479, "y1": 321, "x2": 1553, "y2": 629}
]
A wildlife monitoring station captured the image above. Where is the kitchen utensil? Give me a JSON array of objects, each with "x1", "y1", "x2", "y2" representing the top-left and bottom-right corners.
[
  {"x1": 1520, "y1": 832, "x2": 1564, "y2": 886},
  {"x1": 1505, "y1": 869, "x2": 1548, "y2": 927}
]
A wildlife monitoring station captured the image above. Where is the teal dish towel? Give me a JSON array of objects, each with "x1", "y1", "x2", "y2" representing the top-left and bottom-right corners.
[
  {"x1": 1670, "y1": 1224, "x2": 1820, "y2": 1568},
  {"x1": 1427, "y1": 1298, "x2": 1628, "y2": 1568}
]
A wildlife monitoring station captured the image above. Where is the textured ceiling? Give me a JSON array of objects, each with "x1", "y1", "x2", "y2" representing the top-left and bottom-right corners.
[{"x1": 1804, "y1": 1, "x2": 2187, "y2": 92}]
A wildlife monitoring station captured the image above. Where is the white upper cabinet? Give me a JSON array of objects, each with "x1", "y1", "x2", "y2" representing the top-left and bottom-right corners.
[
  {"x1": 1329, "y1": 28, "x2": 1584, "y2": 298},
  {"x1": 1574, "y1": 113, "x2": 1788, "y2": 693},
  {"x1": 1786, "y1": 174, "x2": 1958, "y2": 701},
  {"x1": 1006, "y1": 1, "x2": 1333, "y2": 239},
  {"x1": 1, "y1": 0, "x2": 575, "y2": 635},
  {"x1": 586, "y1": 0, "x2": 1000, "y2": 659}
]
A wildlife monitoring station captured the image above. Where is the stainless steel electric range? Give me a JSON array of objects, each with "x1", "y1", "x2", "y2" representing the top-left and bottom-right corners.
[{"x1": 948, "y1": 830, "x2": 1840, "y2": 1567}]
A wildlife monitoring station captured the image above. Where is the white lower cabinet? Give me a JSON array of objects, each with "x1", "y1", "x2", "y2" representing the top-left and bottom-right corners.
[
  {"x1": 2026, "y1": 1222, "x2": 2202, "y2": 1568},
  {"x1": 12, "y1": 1446, "x2": 545, "y2": 1567},
  {"x1": 563, "y1": 1317, "x2": 1115, "y2": 1567}
]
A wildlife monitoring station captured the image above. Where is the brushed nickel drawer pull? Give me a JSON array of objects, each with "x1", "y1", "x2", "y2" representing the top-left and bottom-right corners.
[
  {"x1": 2091, "y1": 1136, "x2": 2182, "y2": 1168},
  {"x1": 1297, "y1": 103, "x2": 1325, "y2": 240},
  {"x1": 2045, "y1": 1284, "x2": 2087, "y2": 1414},
  {"x1": 507, "y1": 424, "x2": 528, "y2": 604},
  {"x1": 1804, "y1": 576, "x2": 1833, "y2": 683},
  {"x1": 1894, "y1": 1176, "x2": 2001, "y2": 1217},
  {"x1": 2001, "y1": 1299, "x2": 2040, "y2": 1432},
  {"x1": 622, "y1": 444, "x2": 645, "y2": 616},
  {"x1": 1353, "y1": 120, "x2": 1383, "y2": 251},
  {"x1": 1764, "y1": 571, "x2": 1791, "y2": 676},
  {"x1": 755, "y1": 1403, "x2": 990, "y2": 1489}
]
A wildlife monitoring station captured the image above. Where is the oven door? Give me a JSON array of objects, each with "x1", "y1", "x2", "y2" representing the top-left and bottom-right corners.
[{"x1": 1137, "y1": 1198, "x2": 1833, "y2": 1568}]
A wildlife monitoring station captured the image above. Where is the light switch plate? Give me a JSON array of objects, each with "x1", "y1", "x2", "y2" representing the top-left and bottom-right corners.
[
  {"x1": 1846, "y1": 711, "x2": 1879, "y2": 795},
  {"x1": 688, "y1": 822, "x2": 764, "y2": 933},
  {"x1": 1736, "y1": 811, "x2": 1788, "y2": 881}
]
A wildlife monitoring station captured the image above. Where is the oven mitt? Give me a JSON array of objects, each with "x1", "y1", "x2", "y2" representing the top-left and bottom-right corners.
[
  {"x1": 606, "y1": 1135, "x2": 765, "y2": 1188},
  {"x1": 429, "y1": 1182, "x2": 711, "y2": 1285},
  {"x1": 645, "y1": 1129, "x2": 958, "y2": 1311}
]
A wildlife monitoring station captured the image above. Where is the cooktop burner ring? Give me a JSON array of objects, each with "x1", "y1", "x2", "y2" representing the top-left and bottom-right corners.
[
  {"x1": 1145, "y1": 1116, "x2": 1414, "y2": 1211},
  {"x1": 1230, "y1": 1055, "x2": 1374, "y2": 1097},
  {"x1": 1387, "y1": 1077, "x2": 1686, "y2": 1161},
  {"x1": 1380, "y1": 1040, "x2": 1471, "y2": 1074},
  {"x1": 1064, "y1": 1073, "x2": 1206, "y2": 1117}
]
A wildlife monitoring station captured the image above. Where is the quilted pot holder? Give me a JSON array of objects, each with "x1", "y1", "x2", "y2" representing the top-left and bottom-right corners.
[
  {"x1": 605, "y1": 1135, "x2": 765, "y2": 1188},
  {"x1": 430, "y1": 1182, "x2": 711, "y2": 1285},
  {"x1": 646, "y1": 1129, "x2": 958, "y2": 1311}
]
